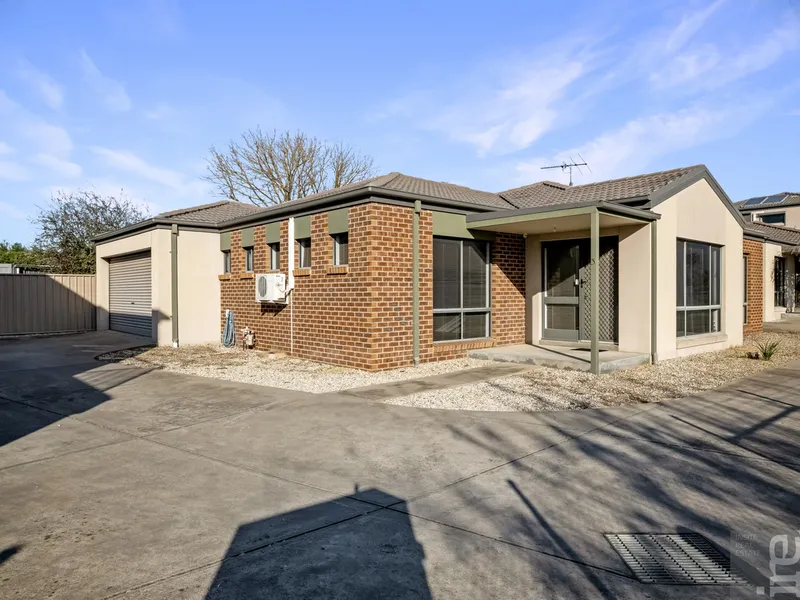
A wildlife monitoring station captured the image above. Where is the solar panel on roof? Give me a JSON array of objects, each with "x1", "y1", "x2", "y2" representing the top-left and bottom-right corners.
[
  {"x1": 763, "y1": 194, "x2": 788, "y2": 205},
  {"x1": 743, "y1": 196, "x2": 768, "y2": 206}
]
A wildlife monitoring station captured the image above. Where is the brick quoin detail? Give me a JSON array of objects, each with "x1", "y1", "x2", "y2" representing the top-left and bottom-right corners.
[
  {"x1": 220, "y1": 203, "x2": 527, "y2": 370},
  {"x1": 743, "y1": 239, "x2": 764, "y2": 336}
]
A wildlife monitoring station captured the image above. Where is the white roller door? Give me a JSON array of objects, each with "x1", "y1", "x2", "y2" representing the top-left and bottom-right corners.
[{"x1": 109, "y1": 252, "x2": 152, "y2": 338}]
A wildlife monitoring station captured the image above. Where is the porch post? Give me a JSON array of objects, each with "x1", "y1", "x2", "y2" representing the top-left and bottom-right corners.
[
  {"x1": 590, "y1": 208, "x2": 600, "y2": 375},
  {"x1": 650, "y1": 220, "x2": 658, "y2": 364}
]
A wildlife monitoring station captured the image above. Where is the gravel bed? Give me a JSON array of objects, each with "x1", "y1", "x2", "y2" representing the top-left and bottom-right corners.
[
  {"x1": 386, "y1": 332, "x2": 800, "y2": 412},
  {"x1": 97, "y1": 344, "x2": 486, "y2": 393}
]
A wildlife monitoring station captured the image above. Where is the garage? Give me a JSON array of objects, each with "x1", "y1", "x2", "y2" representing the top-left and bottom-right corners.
[{"x1": 109, "y1": 251, "x2": 152, "y2": 338}]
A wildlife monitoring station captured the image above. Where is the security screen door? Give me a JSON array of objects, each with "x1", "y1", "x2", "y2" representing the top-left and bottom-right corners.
[{"x1": 542, "y1": 237, "x2": 618, "y2": 343}]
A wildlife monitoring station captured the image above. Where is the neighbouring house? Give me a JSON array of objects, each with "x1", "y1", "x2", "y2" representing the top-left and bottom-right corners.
[
  {"x1": 94, "y1": 164, "x2": 763, "y2": 373},
  {"x1": 0, "y1": 263, "x2": 50, "y2": 274},
  {"x1": 736, "y1": 193, "x2": 800, "y2": 321}
]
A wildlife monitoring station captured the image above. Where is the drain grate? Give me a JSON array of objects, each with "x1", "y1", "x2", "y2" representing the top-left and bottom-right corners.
[{"x1": 605, "y1": 533, "x2": 749, "y2": 585}]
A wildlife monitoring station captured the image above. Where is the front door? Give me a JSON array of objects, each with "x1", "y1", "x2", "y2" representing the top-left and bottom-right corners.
[{"x1": 542, "y1": 237, "x2": 618, "y2": 343}]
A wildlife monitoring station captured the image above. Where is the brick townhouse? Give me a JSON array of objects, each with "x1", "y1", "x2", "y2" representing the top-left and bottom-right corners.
[{"x1": 95, "y1": 165, "x2": 768, "y2": 373}]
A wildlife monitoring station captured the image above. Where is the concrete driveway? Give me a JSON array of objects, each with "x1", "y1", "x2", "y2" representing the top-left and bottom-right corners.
[{"x1": 0, "y1": 332, "x2": 798, "y2": 599}]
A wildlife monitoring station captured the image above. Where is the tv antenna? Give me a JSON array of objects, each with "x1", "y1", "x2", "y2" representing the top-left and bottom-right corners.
[{"x1": 541, "y1": 154, "x2": 591, "y2": 186}]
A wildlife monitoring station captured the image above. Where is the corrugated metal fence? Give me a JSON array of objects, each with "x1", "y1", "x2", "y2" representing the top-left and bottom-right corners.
[{"x1": 0, "y1": 274, "x2": 96, "y2": 336}]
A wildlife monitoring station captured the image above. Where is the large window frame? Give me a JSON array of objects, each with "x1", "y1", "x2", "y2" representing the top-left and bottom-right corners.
[
  {"x1": 775, "y1": 256, "x2": 786, "y2": 308},
  {"x1": 676, "y1": 240, "x2": 722, "y2": 338},
  {"x1": 433, "y1": 237, "x2": 491, "y2": 342}
]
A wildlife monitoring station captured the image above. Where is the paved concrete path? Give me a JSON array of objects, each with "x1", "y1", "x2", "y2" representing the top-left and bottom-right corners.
[
  {"x1": 0, "y1": 332, "x2": 798, "y2": 599},
  {"x1": 338, "y1": 363, "x2": 531, "y2": 400}
]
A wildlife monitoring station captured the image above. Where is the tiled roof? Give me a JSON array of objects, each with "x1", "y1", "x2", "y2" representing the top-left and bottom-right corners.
[
  {"x1": 736, "y1": 193, "x2": 800, "y2": 211},
  {"x1": 746, "y1": 222, "x2": 800, "y2": 247},
  {"x1": 277, "y1": 172, "x2": 513, "y2": 210},
  {"x1": 498, "y1": 165, "x2": 704, "y2": 208},
  {"x1": 156, "y1": 200, "x2": 263, "y2": 224}
]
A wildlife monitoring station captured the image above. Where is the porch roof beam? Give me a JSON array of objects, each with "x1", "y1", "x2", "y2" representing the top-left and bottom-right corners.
[{"x1": 465, "y1": 201, "x2": 660, "y2": 230}]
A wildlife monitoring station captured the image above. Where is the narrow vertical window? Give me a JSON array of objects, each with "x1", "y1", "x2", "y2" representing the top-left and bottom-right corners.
[
  {"x1": 297, "y1": 238, "x2": 311, "y2": 268},
  {"x1": 222, "y1": 250, "x2": 231, "y2": 274},
  {"x1": 775, "y1": 256, "x2": 786, "y2": 307},
  {"x1": 743, "y1": 254, "x2": 748, "y2": 324},
  {"x1": 244, "y1": 247, "x2": 254, "y2": 272},
  {"x1": 269, "y1": 243, "x2": 280, "y2": 271},
  {"x1": 333, "y1": 233, "x2": 349, "y2": 266}
]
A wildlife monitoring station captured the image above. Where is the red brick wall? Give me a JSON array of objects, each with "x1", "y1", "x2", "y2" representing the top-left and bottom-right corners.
[
  {"x1": 743, "y1": 239, "x2": 764, "y2": 335},
  {"x1": 220, "y1": 202, "x2": 527, "y2": 370}
]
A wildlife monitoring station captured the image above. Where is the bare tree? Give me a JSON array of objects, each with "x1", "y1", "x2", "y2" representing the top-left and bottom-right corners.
[
  {"x1": 32, "y1": 190, "x2": 149, "y2": 274},
  {"x1": 205, "y1": 129, "x2": 377, "y2": 206}
]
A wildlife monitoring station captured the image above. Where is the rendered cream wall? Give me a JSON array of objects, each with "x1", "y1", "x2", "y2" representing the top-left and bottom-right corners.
[
  {"x1": 95, "y1": 229, "x2": 170, "y2": 342},
  {"x1": 177, "y1": 230, "x2": 221, "y2": 344},
  {"x1": 525, "y1": 235, "x2": 542, "y2": 344},
  {"x1": 653, "y1": 179, "x2": 744, "y2": 360}
]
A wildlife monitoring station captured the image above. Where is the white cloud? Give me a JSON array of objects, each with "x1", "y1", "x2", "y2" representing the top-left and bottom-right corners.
[
  {"x1": 33, "y1": 153, "x2": 82, "y2": 178},
  {"x1": 79, "y1": 50, "x2": 132, "y2": 112},
  {"x1": 16, "y1": 60, "x2": 64, "y2": 110},
  {"x1": 662, "y1": 0, "x2": 727, "y2": 54},
  {"x1": 0, "y1": 142, "x2": 15, "y2": 156},
  {"x1": 650, "y1": 44, "x2": 721, "y2": 89},
  {"x1": 21, "y1": 122, "x2": 73, "y2": 157},
  {"x1": 651, "y1": 16, "x2": 800, "y2": 90},
  {"x1": 426, "y1": 56, "x2": 590, "y2": 155},
  {"x1": 90, "y1": 147, "x2": 208, "y2": 201},
  {"x1": 0, "y1": 161, "x2": 32, "y2": 182},
  {"x1": 516, "y1": 99, "x2": 772, "y2": 185},
  {"x1": 92, "y1": 147, "x2": 185, "y2": 187},
  {"x1": 144, "y1": 102, "x2": 176, "y2": 120},
  {"x1": 0, "y1": 200, "x2": 28, "y2": 220}
]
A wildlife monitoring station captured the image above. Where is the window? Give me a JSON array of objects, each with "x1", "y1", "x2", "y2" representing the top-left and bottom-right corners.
[
  {"x1": 333, "y1": 233, "x2": 348, "y2": 266},
  {"x1": 244, "y1": 247, "x2": 254, "y2": 272},
  {"x1": 676, "y1": 240, "x2": 721, "y2": 337},
  {"x1": 760, "y1": 212, "x2": 786, "y2": 225},
  {"x1": 433, "y1": 237, "x2": 490, "y2": 342},
  {"x1": 297, "y1": 238, "x2": 311, "y2": 268},
  {"x1": 743, "y1": 255, "x2": 748, "y2": 324},
  {"x1": 775, "y1": 256, "x2": 786, "y2": 307},
  {"x1": 269, "y1": 243, "x2": 280, "y2": 271},
  {"x1": 222, "y1": 250, "x2": 231, "y2": 274}
]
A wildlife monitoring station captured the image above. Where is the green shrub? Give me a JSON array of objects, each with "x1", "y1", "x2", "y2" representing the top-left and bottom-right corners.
[{"x1": 756, "y1": 340, "x2": 780, "y2": 361}]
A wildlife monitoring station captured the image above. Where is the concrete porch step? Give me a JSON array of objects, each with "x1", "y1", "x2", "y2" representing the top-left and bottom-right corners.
[
  {"x1": 780, "y1": 312, "x2": 800, "y2": 321},
  {"x1": 469, "y1": 344, "x2": 651, "y2": 374}
]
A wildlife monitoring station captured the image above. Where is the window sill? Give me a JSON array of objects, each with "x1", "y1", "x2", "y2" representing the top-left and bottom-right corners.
[
  {"x1": 239, "y1": 272, "x2": 255, "y2": 280},
  {"x1": 326, "y1": 265, "x2": 349, "y2": 275},
  {"x1": 218, "y1": 274, "x2": 232, "y2": 281},
  {"x1": 433, "y1": 338, "x2": 494, "y2": 351},
  {"x1": 293, "y1": 268, "x2": 311, "y2": 277},
  {"x1": 677, "y1": 332, "x2": 727, "y2": 349}
]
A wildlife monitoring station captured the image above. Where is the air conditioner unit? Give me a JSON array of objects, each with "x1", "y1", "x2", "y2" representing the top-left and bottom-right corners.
[{"x1": 255, "y1": 273, "x2": 287, "y2": 303}]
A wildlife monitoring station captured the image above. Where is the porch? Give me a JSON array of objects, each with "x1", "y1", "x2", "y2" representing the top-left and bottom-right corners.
[
  {"x1": 467, "y1": 203, "x2": 659, "y2": 374},
  {"x1": 469, "y1": 343, "x2": 651, "y2": 373}
]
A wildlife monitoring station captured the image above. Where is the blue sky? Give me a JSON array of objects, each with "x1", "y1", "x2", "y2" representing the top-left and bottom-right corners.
[{"x1": 1, "y1": 0, "x2": 799, "y2": 244}]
